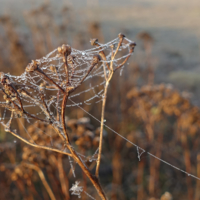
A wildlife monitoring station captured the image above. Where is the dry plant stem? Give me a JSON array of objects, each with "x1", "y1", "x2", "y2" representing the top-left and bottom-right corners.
[
  {"x1": 114, "y1": 51, "x2": 133, "y2": 72},
  {"x1": 24, "y1": 163, "x2": 56, "y2": 200},
  {"x1": 59, "y1": 58, "x2": 107, "y2": 199},
  {"x1": 57, "y1": 154, "x2": 70, "y2": 200},
  {"x1": 95, "y1": 78, "x2": 112, "y2": 178},
  {"x1": 96, "y1": 35, "x2": 125, "y2": 177},
  {"x1": 5, "y1": 128, "x2": 72, "y2": 157},
  {"x1": 70, "y1": 147, "x2": 107, "y2": 200},
  {"x1": 61, "y1": 92, "x2": 70, "y2": 143},
  {"x1": 55, "y1": 67, "x2": 62, "y2": 122},
  {"x1": 64, "y1": 58, "x2": 70, "y2": 85}
]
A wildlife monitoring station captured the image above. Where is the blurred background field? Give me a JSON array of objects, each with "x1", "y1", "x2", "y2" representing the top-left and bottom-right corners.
[{"x1": 0, "y1": 0, "x2": 200, "y2": 200}]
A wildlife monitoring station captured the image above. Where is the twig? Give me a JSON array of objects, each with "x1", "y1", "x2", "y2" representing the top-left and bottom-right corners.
[
  {"x1": 95, "y1": 34, "x2": 136, "y2": 178},
  {"x1": 3, "y1": 127, "x2": 72, "y2": 157}
]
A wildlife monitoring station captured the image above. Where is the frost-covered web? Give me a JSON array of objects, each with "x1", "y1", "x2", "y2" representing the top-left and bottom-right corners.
[
  {"x1": 0, "y1": 36, "x2": 132, "y2": 121},
  {"x1": 68, "y1": 98, "x2": 200, "y2": 181},
  {"x1": 0, "y1": 35, "x2": 200, "y2": 200},
  {"x1": 0, "y1": 36, "x2": 135, "y2": 199}
]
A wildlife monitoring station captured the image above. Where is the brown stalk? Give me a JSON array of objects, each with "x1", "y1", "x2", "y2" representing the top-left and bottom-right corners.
[
  {"x1": 59, "y1": 54, "x2": 108, "y2": 199},
  {"x1": 54, "y1": 66, "x2": 62, "y2": 122},
  {"x1": 60, "y1": 55, "x2": 101, "y2": 141},
  {"x1": 4, "y1": 127, "x2": 72, "y2": 157},
  {"x1": 57, "y1": 154, "x2": 70, "y2": 199},
  {"x1": 24, "y1": 163, "x2": 56, "y2": 200},
  {"x1": 61, "y1": 92, "x2": 70, "y2": 143},
  {"x1": 8, "y1": 83, "x2": 24, "y2": 111},
  {"x1": 95, "y1": 33, "x2": 134, "y2": 178}
]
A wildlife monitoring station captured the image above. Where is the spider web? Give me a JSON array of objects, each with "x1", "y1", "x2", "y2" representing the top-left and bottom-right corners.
[
  {"x1": 0, "y1": 36, "x2": 200, "y2": 199},
  {"x1": 0, "y1": 37, "x2": 131, "y2": 122}
]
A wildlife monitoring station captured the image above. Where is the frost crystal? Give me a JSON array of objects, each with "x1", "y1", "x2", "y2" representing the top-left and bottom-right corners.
[{"x1": 69, "y1": 181, "x2": 83, "y2": 198}]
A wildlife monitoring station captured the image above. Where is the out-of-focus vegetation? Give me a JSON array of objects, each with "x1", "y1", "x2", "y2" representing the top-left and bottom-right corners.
[{"x1": 0, "y1": 2, "x2": 200, "y2": 200}]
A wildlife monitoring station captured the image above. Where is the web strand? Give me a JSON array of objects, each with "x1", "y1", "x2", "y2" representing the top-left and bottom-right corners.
[{"x1": 68, "y1": 98, "x2": 200, "y2": 181}]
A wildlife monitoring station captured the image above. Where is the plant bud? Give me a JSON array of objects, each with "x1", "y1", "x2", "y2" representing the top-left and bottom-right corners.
[
  {"x1": 90, "y1": 38, "x2": 98, "y2": 46},
  {"x1": 26, "y1": 60, "x2": 38, "y2": 72},
  {"x1": 118, "y1": 33, "x2": 125, "y2": 39}
]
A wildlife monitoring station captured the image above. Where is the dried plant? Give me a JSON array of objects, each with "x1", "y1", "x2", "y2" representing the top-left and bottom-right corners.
[{"x1": 0, "y1": 33, "x2": 136, "y2": 199}]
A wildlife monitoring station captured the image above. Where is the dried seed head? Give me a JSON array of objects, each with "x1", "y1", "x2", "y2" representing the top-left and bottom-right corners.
[
  {"x1": 62, "y1": 44, "x2": 71, "y2": 56},
  {"x1": 26, "y1": 60, "x2": 39, "y2": 72},
  {"x1": 58, "y1": 44, "x2": 72, "y2": 56},
  {"x1": 1, "y1": 74, "x2": 12, "y2": 87},
  {"x1": 129, "y1": 42, "x2": 137, "y2": 51},
  {"x1": 57, "y1": 46, "x2": 62, "y2": 54},
  {"x1": 92, "y1": 54, "x2": 101, "y2": 65},
  {"x1": 90, "y1": 38, "x2": 98, "y2": 46},
  {"x1": 118, "y1": 33, "x2": 125, "y2": 39}
]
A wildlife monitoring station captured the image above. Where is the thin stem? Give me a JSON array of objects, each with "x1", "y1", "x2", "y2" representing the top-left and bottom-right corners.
[
  {"x1": 24, "y1": 163, "x2": 56, "y2": 200},
  {"x1": 114, "y1": 51, "x2": 133, "y2": 72},
  {"x1": 96, "y1": 37, "x2": 124, "y2": 177},
  {"x1": 66, "y1": 144, "x2": 108, "y2": 200},
  {"x1": 4, "y1": 127, "x2": 72, "y2": 157},
  {"x1": 61, "y1": 92, "x2": 70, "y2": 143},
  {"x1": 57, "y1": 154, "x2": 70, "y2": 199},
  {"x1": 64, "y1": 56, "x2": 70, "y2": 85},
  {"x1": 95, "y1": 71, "x2": 113, "y2": 178}
]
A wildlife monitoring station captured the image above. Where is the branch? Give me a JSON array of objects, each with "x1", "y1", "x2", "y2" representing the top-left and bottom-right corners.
[{"x1": 2, "y1": 126, "x2": 72, "y2": 157}]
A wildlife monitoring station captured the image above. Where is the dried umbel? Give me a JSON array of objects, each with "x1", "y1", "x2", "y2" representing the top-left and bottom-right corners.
[
  {"x1": 129, "y1": 42, "x2": 137, "y2": 51},
  {"x1": 26, "y1": 60, "x2": 39, "y2": 72},
  {"x1": 57, "y1": 44, "x2": 72, "y2": 56},
  {"x1": 0, "y1": 33, "x2": 135, "y2": 200}
]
